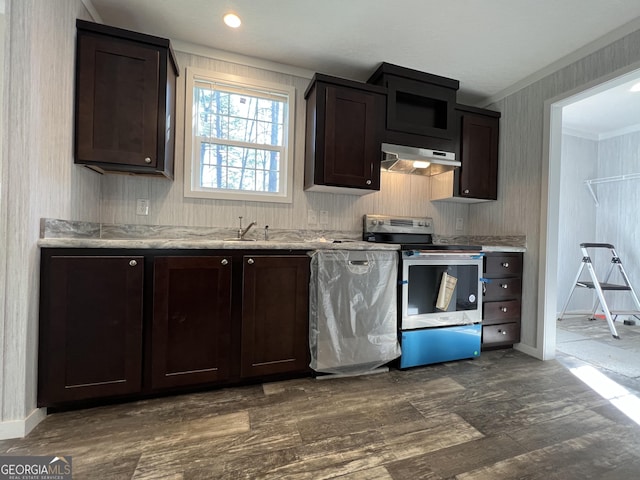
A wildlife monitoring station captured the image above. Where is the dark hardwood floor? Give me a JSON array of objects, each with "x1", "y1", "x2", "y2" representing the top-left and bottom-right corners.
[{"x1": 2, "y1": 349, "x2": 640, "y2": 479}]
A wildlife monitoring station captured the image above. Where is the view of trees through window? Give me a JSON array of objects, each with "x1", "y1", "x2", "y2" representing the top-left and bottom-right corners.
[{"x1": 193, "y1": 82, "x2": 286, "y2": 193}]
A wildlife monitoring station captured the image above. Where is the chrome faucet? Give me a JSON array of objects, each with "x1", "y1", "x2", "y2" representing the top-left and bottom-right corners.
[{"x1": 237, "y1": 216, "x2": 257, "y2": 240}]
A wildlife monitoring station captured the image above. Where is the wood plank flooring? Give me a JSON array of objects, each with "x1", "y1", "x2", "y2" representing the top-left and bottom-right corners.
[{"x1": 2, "y1": 349, "x2": 640, "y2": 479}]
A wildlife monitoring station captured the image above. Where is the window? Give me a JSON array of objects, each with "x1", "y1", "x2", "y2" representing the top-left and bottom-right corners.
[{"x1": 184, "y1": 68, "x2": 295, "y2": 203}]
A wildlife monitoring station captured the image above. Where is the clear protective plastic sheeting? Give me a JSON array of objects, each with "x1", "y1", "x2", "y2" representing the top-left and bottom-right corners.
[{"x1": 309, "y1": 250, "x2": 401, "y2": 375}]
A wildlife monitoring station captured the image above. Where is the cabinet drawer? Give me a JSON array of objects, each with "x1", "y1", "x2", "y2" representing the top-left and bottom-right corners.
[
  {"x1": 483, "y1": 299, "x2": 521, "y2": 324},
  {"x1": 484, "y1": 254, "x2": 522, "y2": 276},
  {"x1": 483, "y1": 323, "x2": 520, "y2": 346},
  {"x1": 484, "y1": 277, "x2": 521, "y2": 300}
]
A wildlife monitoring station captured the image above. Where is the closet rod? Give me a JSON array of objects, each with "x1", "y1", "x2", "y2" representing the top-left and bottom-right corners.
[{"x1": 584, "y1": 173, "x2": 640, "y2": 206}]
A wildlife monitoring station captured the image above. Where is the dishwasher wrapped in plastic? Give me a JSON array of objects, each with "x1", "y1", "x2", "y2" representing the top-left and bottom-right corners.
[{"x1": 309, "y1": 250, "x2": 401, "y2": 375}]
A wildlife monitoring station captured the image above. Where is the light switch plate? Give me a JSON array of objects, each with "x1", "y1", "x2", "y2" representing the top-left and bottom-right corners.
[{"x1": 455, "y1": 217, "x2": 463, "y2": 231}]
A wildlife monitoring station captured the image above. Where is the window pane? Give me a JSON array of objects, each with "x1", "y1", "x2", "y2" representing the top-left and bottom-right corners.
[
  {"x1": 199, "y1": 141, "x2": 281, "y2": 193},
  {"x1": 195, "y1": 85, "x2": 284, "y2": 147},
  {"x1": 189, "y1": 72, "x2": 292, "y2": 201}
]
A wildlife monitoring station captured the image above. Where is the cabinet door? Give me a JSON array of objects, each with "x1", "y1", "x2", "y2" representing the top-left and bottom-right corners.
[
  {"x1": 241, "y1": 255, "x2": 310, "y2": 378},
  {"x1": 152, "y1": 256, "x2": 232, "y2": 389},
  {"x1": 38, "y1": 256, "x2": 144, "y2": 406},
  {"x1": 323, "y1": 85, "x2": 382, "y2": 189},
  {"x1": 76, "y1": 33, "x2": 159, "y2": 167},
  {"x1": 459, "y1": 112, "x2": 499, "y2": 200}
]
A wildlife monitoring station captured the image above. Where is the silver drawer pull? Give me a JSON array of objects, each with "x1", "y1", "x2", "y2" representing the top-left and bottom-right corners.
[
  {"x1": 247, "y1": 258, "x2": 255, "y2": 265},
  {"x1": 129, "y1": 260, "x2": 137, "y2": 267},
  {"x1": 502, "y1": 262, "x2": 509, "y2": 268},
  {"x1": 500, "y1": 306, "x2": 508, "y2": 313},
  {"x1": 501, "y1": 284, "x2": 508, "y2": 289},
  {"x1": 500, "y1": 329, "x2": 507, "y2": 335},
  {"x1": 144, "y1": 157, "x2": 152, "y2": 164},
  {"x1": 366, "y1": 180, "x2": 372, "y2": 185},
  {"x1": 221, "y1": 259, "x2": 228, "y2": 266},
  {"x1": 349, "y1": 260, "x2": 369, "y2": 266}
]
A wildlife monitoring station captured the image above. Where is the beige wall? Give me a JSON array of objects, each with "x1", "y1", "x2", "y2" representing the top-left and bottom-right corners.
[
  {"x1": 100, "y1": 50, "x2": 470, "y2": 235},
  {"x1": 0, "y1": 0, "x2": 100, "y2": 438},
  {"x1": 469, "y1": 28, "x2": 640, "y2": 355}
]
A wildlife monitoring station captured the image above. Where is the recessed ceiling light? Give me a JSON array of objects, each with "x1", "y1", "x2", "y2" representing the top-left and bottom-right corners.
[
  {"x1": 223, "y1": 13, "x2": 241, "y2": 28},
  {"x1": 630, "y1": 82, "x2": 640, "y2": 92}
]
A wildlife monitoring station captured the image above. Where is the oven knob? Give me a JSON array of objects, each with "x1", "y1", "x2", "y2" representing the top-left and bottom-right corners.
[
  {"x1": 371, "y1": 220, "x2": 378, "y2": 226},
  {"x1": 418, "y1": 221, "x2": 425, "y2": 226}
]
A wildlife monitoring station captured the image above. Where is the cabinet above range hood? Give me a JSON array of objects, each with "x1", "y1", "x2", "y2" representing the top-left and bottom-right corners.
[
  {"x1": 368, "y1": 63, "x2": 461, "y2": 176},
  {"x1": 381, "y1": 143, "x2": 459, "y2": 176}
]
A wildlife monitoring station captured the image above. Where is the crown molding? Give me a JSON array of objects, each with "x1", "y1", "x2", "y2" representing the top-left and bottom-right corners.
[
  {"x1": 479, "y1": 16, "x2": 640, "y2": 107},
  {"x1": 80, "y1": 0, "x2": 102, "y2": 23}
]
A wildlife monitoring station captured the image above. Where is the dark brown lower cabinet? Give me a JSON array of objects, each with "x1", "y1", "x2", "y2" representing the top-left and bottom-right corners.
[
  {"x1": 241, "y1": 255, "x2": 310, "y2": 378},
  {"x1": 482, "y1": 252, "x2": 523, "y2": 349},
  {"x1": 151, "y1": 256, "x2": 232, "y2": 389},
  {"x1": 38, "y1": 255, "x2": 144, "y2": 406},
  {"x1": 38, "y1": 249, "x2": 311, "y2": 408}
]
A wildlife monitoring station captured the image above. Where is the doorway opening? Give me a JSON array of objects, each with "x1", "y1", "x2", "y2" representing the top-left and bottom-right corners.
[{"x1": 542, "y1": 67, "x2": 640, "y2": 398}]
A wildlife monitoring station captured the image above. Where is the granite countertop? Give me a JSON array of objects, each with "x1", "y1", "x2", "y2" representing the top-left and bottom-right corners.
[
  {"x1": 38, "y1": 219, "x2": 526, "y2": 252},
  {"x1": 37, "y1": 237, "x2": 400, "y2": 251}
]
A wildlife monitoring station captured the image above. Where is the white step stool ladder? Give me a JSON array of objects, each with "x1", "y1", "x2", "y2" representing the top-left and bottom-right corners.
[{"x1": 558, "y1": 243, "x2": 640, "y2": 339}]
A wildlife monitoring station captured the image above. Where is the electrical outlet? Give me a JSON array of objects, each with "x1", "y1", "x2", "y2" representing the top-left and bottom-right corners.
[
  {"x1": 136, "y1": 199, "x2": 150, "y2": 216},
  {"x1": 455, "y1": 217, "x2": 464, "y2": 231},
  {"x1": 307, "y1": 209, "x2": 317, "y2": 224},
  {"x1": 319, "y1": 210, "x2": 329, "y2": 225}
]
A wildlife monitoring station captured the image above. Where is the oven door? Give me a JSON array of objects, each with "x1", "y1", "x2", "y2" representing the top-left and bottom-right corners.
[{"x1": 401, "y1": 254, "x2": 483, "y2": 329}]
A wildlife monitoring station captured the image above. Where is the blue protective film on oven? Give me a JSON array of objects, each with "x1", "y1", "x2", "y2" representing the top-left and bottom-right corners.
[
  {"x1": 399, "y1": 324, "x2": 482, "y2": 368},
  {"x1": 480, "y1": 277, "x2": 491, "y2": 283}
]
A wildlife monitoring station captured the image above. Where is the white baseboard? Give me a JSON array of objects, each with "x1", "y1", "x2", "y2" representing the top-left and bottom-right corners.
[
  {"x1": 0, "y1": 408, "x2": 47, "y2": 440},
  {"x1": 514, "y1": 342, "x2": 550, "y2": 360}
]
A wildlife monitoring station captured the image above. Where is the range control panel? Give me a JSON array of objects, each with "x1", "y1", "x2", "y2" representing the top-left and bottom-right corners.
[{"x1": 363, "y1": 214, "x2": 434, "y2": 235}]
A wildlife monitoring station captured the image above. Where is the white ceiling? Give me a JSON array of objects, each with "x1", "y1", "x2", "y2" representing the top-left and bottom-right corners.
[
  {"x1": 86, "y1": 0, "x2": 640, "y2": 135},
  {"x1": 563, "y1": 77, "x2": 640, "y2": 140}
]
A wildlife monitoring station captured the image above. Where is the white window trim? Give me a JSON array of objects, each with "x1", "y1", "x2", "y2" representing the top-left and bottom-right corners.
[{"x1": 184, "y1": 67, "x2": 295, "y2": 203}]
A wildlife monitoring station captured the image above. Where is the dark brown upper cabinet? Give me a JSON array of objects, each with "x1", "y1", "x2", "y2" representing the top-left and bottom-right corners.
[
  {"x1": 431, "y1": 105, "x2": 500, "y2": 202},
  {"x1": 74, "y1": 20, "x2": 179, "y2": 179},
  {"x1": 304, "y1": 74, "x2": 386, "y2": 194},
  {"x1": 367, "y1": 63, "x2": 459, "y2": 152}
]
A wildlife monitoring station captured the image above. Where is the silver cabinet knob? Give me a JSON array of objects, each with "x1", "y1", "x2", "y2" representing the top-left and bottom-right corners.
[
  {"x1": 129, "y1": 260, "x2": 137, "y2": 267},
  {"x1": 366, "y1": 179, "x2": 372, "y2": 185},
  {"x1": 144, "y1": 157, "x2": 152, "y2": 164},
  {"x1": 500, "y1": 330, "x2": 507, "y2": 335},
  {"x1": 502, "y1": 262, "x2": 510, "y2": 268},
  {"x1": 463, "y1": 189, "x2": 470, "y2": 194},
  {"x1": 501, "y1": 284, "x2": 508, "y2": 289},
  {"x1": 500, "y1": 306, "x2": 508, "y2": 313},
  {"x1": 247, "y1": 258, "x2": 255, "y2": 265},
  {"x1": 221, "y1": 259, "x2": 228, "y2": 266}
]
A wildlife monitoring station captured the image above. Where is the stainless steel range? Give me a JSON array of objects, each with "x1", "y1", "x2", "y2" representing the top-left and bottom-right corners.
[{"x1": 363, "y1": 214, "x2": 484, "y2": 368}]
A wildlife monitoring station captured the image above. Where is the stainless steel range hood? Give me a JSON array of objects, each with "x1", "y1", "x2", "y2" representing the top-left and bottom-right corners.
[{"x1": 381, "y1": 143, "x2": 460, "y2": 176}]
